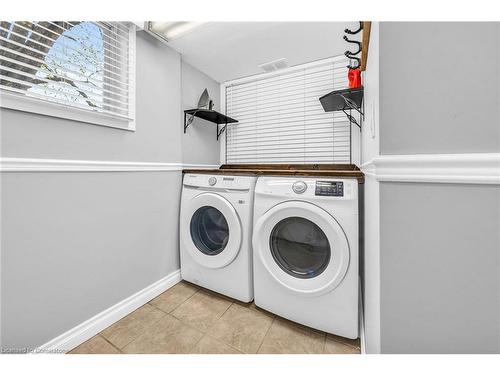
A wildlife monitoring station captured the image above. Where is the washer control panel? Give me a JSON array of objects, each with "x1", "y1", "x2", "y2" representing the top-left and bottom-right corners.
[
  {"x1": 315, "y1": 181, "x2": 343, "y2": 197},
  {"x1": 184, "y1": 174, "x2": 256, "y2": 191}
]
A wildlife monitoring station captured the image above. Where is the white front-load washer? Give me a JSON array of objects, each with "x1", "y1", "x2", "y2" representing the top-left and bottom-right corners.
[
  {"x1": 180, "y1": 173, "x2": 257, "y2": 302},
  {"x1": 252, "y1": 176, "x2": 359, "y2": 338}
]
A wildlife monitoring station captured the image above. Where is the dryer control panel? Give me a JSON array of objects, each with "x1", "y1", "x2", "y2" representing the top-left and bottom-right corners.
[
  {"x1": 315, "y1": 181, "x2": 343, "y2": 197},
  {"x1": 255, "y1": 177, "x2": 357, "y2": 201}
]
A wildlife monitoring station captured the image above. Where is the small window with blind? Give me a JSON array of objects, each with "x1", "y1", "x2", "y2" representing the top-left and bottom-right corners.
[
  {"x1": 0, "y1": 21, "x2": 135, "y2": 130},
  {"x1": 224, "y1": 57, "x2": 359, "y2": 164}
]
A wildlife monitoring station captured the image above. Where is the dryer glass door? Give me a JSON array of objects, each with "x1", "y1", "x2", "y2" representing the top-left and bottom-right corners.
[
  {"x1": 253, "y1": 201, "x2": 349, "y2": 296},
  {"x1": 270, "y1": 216, "x2": 331, "y2": 279}
]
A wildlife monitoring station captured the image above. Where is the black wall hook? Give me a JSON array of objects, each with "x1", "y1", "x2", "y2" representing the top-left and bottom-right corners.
[
  {"x1": 344, "y1": 21, "x2": 363, "y2": 35},
  {"x1": 343, "y1": 35, "x2": 362, "y2": 55},
  {"x1": 345, "y1": 50, "x2": 361, "y2": 59}
]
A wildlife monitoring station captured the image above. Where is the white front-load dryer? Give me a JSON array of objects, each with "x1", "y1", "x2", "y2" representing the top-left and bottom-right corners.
[
  {"x1": 180, "y1": 173, "x2": 257, "y2": 302},
  {"x1": 252, "y1": 176, "x2": 359, "y2": 338}
]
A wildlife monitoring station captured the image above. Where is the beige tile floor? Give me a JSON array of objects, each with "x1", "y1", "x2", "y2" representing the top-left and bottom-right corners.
[{"x1": 69, "y1": 281, "x2": 361, "y2": 354}]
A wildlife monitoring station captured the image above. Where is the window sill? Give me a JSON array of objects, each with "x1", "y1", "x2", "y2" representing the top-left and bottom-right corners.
[{"x1": 0, "y1": 91, "x2": 135, "y2": 131}]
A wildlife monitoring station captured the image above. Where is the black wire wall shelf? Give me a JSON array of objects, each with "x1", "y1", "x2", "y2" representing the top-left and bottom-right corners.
[
  {"x1": 184, "y1": 109, "x2": 238, "y2": 140},
  {"x1": 319, "y1": 87, "x2": 364, "y2": 128}
]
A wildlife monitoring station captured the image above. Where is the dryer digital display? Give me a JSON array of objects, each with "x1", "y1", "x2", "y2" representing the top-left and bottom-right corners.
[{"x1": 315, "y1": 181, "x2": 343, "y2": 196}]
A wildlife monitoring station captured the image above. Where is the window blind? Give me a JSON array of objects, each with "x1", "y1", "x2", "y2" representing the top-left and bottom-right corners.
[
  {"x1": 225, "y1": 57, "x2": 354, "y2": 164},
  {"x1": 0, "y1": 21, "x2": 135, "y2": 122}
]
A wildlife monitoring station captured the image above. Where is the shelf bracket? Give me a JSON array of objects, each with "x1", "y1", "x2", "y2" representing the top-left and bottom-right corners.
[
  {"x1": 217, "y1": 123, "x2": 227, "y2": 140},
  {"x1": 342, "y1": 109, "x2": 361, "y2": 129},
  {"x1": 184, "y1": 111, "x2": 197, "y2": 133},
  {"x1": 340, "y1": 94, "x2": 364, "y2": 118},
  {"x1": 340, "y1": 94, "x2": 364, "y2": 130}
]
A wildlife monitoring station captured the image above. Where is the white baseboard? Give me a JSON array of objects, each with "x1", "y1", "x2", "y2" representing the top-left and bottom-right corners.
[
  {"x1": 361, "y1": 153, "x2": 500, "y2": 184},
  {"x1": 34, "y1": 270, "x2": 181, "y2": 354}
]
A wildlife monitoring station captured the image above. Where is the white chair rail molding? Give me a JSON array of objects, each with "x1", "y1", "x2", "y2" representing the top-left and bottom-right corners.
[
  {"x1": 362, "y1": 153, "x2": 500, "y2": 184},
  {"x1": 0, "y1": 157, "x2": 220, "y2": 172}
]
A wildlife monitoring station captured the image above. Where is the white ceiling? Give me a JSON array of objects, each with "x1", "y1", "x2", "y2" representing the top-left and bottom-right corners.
[{"x1": 167, "y1": 22, "x2": 359, "y2": 83}]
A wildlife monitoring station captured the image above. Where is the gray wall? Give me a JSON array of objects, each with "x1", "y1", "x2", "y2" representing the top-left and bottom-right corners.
[
  {"x1": 181, "y1": 61, "x2": 222, "y2": 165},
  {"x1": 0, "y1": 31, "x2": 220, "y2": 349},
  {"x1": 1, "y1": 172, "x2": 181, "y2": 349},
  {"x1": 375, "y1": 22, "x2": 500, "y2": 353},
  {"x1": 380, "y1": 182, "x2": 500, "y2": 353},
  {"x1": 379, "y1": 22, "x2": 500, "y2": 155}
]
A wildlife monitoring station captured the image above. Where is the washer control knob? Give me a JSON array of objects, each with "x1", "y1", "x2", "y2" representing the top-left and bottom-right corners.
[
  {"x1": 292, "y1": 181, "x2": 307, "y2": 194},
  {"x1": 208, "y1": 177, "x2": 217, "y2": 186}
]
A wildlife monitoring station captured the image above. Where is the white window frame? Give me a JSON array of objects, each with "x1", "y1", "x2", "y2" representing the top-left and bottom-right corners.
[
  {"x1": 0, "y1": 22, "x2": 137, "y2": 131},
  {"x1": 219, "y1": 56, "x2": 360, "y2": 165}
]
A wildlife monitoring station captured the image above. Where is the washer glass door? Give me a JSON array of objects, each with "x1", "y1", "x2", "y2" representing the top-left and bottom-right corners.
[
  {"x1": 190, "y1": 206, "x2": 229, "y2": 256},
  {"x1": 182, "y1": 192, "x2": 242, "y2": 269}
]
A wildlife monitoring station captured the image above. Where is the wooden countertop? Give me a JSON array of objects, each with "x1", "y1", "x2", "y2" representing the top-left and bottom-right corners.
[{"x1": 183, "y1": 164, "x2": 364, "y2": 183}]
